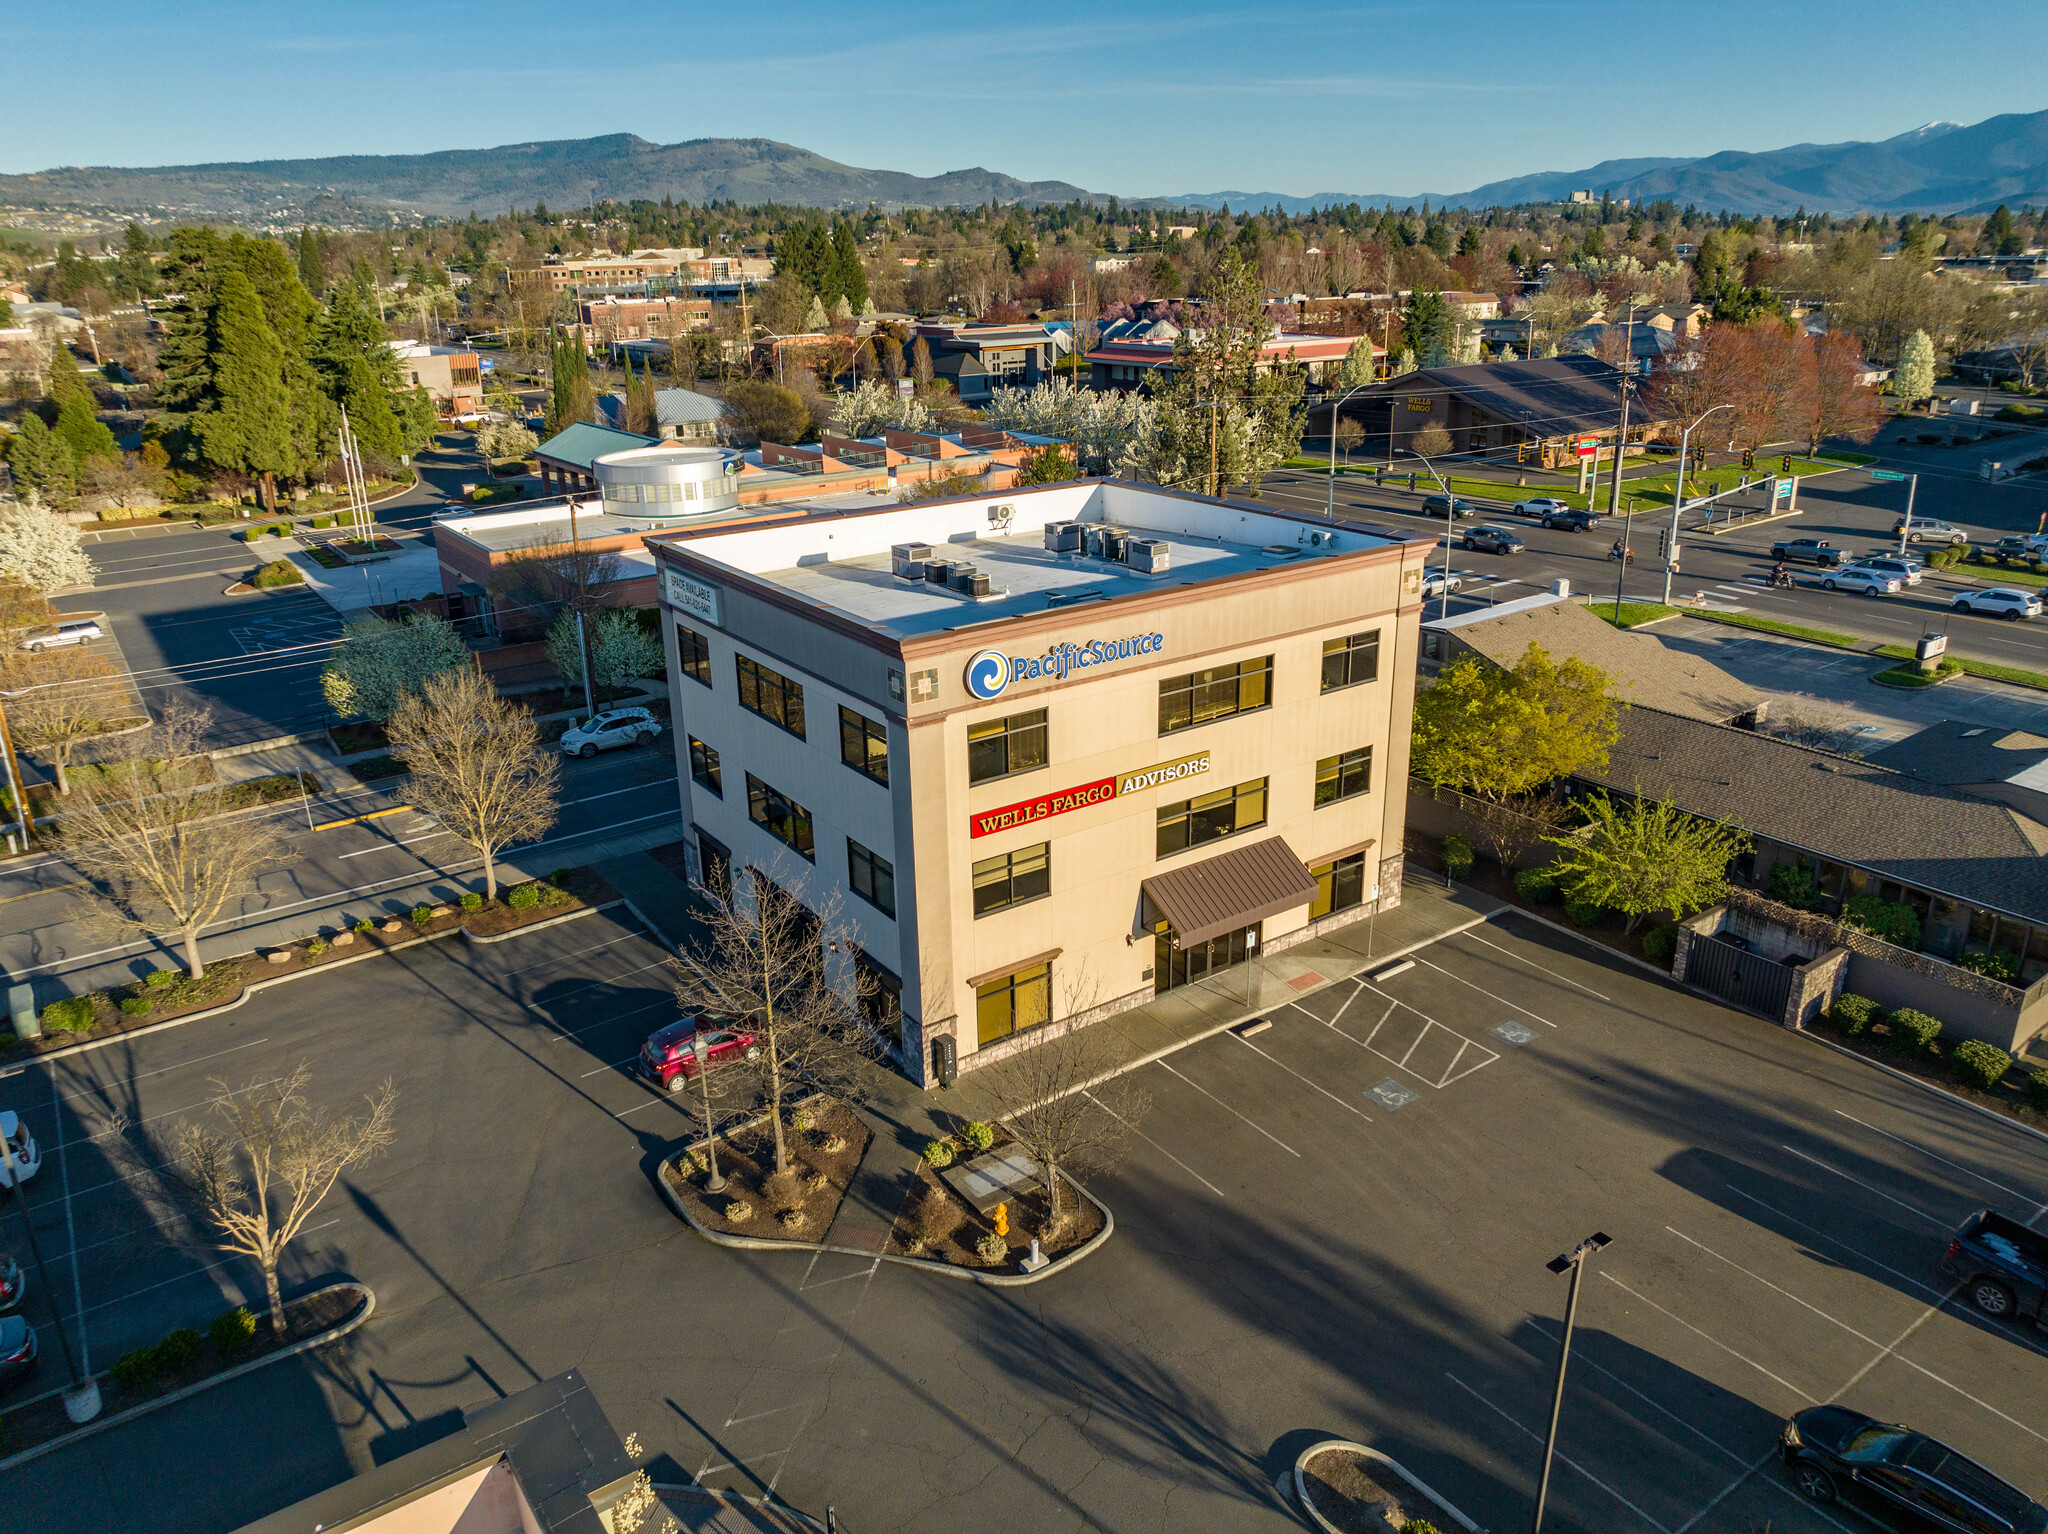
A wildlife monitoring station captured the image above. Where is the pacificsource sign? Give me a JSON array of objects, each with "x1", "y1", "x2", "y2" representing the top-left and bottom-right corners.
[
  {"x1": 965, "y1": 631, "x2": 1165, "y2": 702},
  {"x1": 970, "y1": 752, "x2": 1209, "y2": 838}
]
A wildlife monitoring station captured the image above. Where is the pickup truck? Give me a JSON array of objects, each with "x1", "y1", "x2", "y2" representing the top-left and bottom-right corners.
[
  {"x1": 1770, "y1": 537, "x2": 1847, "y2": 566},
  {"x1": 1943, "y1": 1210, "x2": 2048, "y2": 1323}
]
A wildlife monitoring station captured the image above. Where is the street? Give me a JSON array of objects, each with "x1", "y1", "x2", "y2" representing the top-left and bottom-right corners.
[{"x1": 1, "y1": 886, "x2": 2041, "y2": 1534}]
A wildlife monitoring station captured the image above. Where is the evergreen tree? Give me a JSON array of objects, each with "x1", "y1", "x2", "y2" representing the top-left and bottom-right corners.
[
  {"x1": 829, "y1": 220, "x2": 869, "y2": 309},
  {"x1": 312, "y1": 278, "x2": 418, "y2": 456},
  {"x1": 1337, "y1": 335, "x2": 1377, "y2": 387},
  {"x1": 1401, "y1": 290, "x2": 1456, "y2": 365},
  {"x1": 546, "y1": 333, "x2": 595, "y2": 433},
  {"x1": 191, "y1": 268, "x2": 298, "y2": 486},
  {"x1": 2, "y1": 414, "x2": 78, "y2": 497},
  {"x1": 298, "y1": 227, "x2": 326, "y2": 296},
  {"x1": 47, "y1": 352, "x2": 118, "y2": 464}
]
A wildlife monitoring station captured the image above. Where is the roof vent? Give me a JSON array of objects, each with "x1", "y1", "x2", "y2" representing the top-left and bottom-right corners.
[{"x1": 1961, "y1": 728, "x2": 1987, "y2": 738}]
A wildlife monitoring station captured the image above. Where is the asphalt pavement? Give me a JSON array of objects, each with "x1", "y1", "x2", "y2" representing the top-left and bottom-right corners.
[{"x1": 1, "y1": 880, "x2": 2041, "y2": 1534}]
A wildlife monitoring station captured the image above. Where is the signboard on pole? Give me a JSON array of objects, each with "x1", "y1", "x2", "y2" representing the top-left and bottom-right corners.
[
  {"x1": 1774, "y1": 477, "x2": 1795, "y2": 501},
  {"x1": 1575, "y1": 436, "x2": 1599, "y2": 459},
  {"x1": 1869, "y1": 469, "x2": 1907, "y2": 482}
]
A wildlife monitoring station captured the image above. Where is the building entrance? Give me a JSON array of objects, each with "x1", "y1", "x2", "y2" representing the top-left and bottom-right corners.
[{"x1": 1154, "y1": 921, "x2": 1261, "y2": 993}]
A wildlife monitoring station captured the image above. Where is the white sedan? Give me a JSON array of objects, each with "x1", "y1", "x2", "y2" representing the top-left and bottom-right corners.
[
  {"x1": 1820, "y1": 569, "x2": 1902, "y2": 597},
  {"x1": 1511, "y1": 497, "x2": 1570, "y2": 518},
  {"x1": 1951, "y1": 587, "x2": 2044, "y2": 621}
]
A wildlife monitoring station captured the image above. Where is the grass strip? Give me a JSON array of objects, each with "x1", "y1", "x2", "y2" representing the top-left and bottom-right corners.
[
  {"x1": 1589, "y1": 601, "x2": 1681, "y2": 629},
  {"x1": 1873, "y1": 645, "x2": 2048, "y2": 691},
  {"x1": 1871, "y1": 660, "x2": 1961, "y2": 689},
  {"x1": 1688, "y1": 610, "x2": 1868, "y2": 647}
]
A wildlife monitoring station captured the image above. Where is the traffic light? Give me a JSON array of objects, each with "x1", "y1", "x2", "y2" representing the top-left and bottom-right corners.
[
  {"x1": 1742, "y1": 448, "x2": 1755, "y2": 470},
  {"x1": 1657, "y1": 529, "x2": 1668, "y2": 557},
  {"x1": 1516, "y1": 443, "x2": 1528, "y2": 464},
  {"x1": 1781, "y1": 454, "x2": 1793, "y2": 473}
]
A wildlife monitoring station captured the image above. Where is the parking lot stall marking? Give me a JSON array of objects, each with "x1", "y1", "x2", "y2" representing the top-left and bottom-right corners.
[
  {"x1": 1366, "y1": 1078, "x2": 1419, "y2": 1109},
  {"x1": 1524, "y1": 1316, "x2": 1746, "y2": 1469},
  {"x1": 53, "y1": 1075, "x2": 289, "y2": 1155},
  {"x1": 1411, "y1": 957, "x2": 1560, "y2": 1028},
  {"x1": 5, "y1": 1034, "x2": 270, "y2": 1090},
  {"x1": 1225, "y1": 1032, "x2": 1375, "y2": 1126},
  {"x1": 1780, "y1": 1145, "x2": 1948, "y2": 1226},
  {"x1": 52, "y1": 1068, "x2": 88, "y2": 1373},
  {"x1": 1491, "y1": 1020, "x2": 1538, "y2": 1047},
  {"x1": 1598, "y1": 1272, "x2": 1819, "y2": 1402},
  {"x1": 1454, "y1": 930, "x2": 1611, "y2": 1001},
  {"x1": 581, "y1": 1055, "x2": 644, "y2": 1079},
  {"x1": 1444, "y1": 1371, "x2": 1677, "y2": 1534},
  {"x1": 72, "y1": 1217, "x2": 341, "y2": 1320},
  {"x1": 1084, "y1": 1087, "x2": 1230, "y2": 1198},
  {"x1": 1347, "y1": 988, "x2": 1502, "y2": 1089},
  {"x1": 1154, "y1": 1061, "x2": 1300, "y2": 1156},
  {"x1": 1832, "y1": 1108, "x2": 2048, "y2": 1212},
  {"x1": 1721, "y1": 1183, "x2": 1948, "y2": 1301}
]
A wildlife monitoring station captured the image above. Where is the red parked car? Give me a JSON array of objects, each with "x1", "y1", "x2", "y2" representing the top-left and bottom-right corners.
[{"x1": 639, "y1": 1014, "x2": 759, "y2": 1093}]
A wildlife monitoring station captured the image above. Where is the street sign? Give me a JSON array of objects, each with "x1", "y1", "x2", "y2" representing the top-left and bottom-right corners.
[
  {"x1": 1774, "y1": 478, "x2": 1795, "y2": 500},
  {"x1": 1575, "y1": 438, "x2": 1599, "y2": 459},
  {"x1": 1869, "y1": 469, "x2": 1908, "y2": 481}
]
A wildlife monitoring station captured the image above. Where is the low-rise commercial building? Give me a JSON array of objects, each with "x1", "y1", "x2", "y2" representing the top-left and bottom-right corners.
[
  {"x1": 1340, "y1": 355, "x2": 1653, "y2": 466},
  {"x1": 390, "y1": 340, "x2": 484, "y2": 416},
  {"x1": 910, "y1": 322, "x2": 1062, "y2": 403},
  {"x1": 1087, "y1": 320, "x2": 1357, "y2": 391},
  {"x1": 645, "y1": 479, "x2": 1428, "y2": 1085},
  {"x1": 576, "y1": 294, "x2": 713, "y2": 349}
]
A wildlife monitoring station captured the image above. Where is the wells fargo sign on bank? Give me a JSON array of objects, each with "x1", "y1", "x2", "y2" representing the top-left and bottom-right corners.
[{"x1": 969, "y1": 752, "x2": 1210, "y2": 838}]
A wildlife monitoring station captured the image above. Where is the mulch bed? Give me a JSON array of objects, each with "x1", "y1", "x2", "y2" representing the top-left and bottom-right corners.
[
  {"x1": 663, "y1": 1097, "x2": 871, "y2": 1243},
  {"x1": 1298, "y1": 1447, "x2": 1418, "y2": 1534},
  {"x1": 1409, "y1": 837, "x2": 1668, "y2": 967},
  {"x1": 883, "y1": 1140, "x2": 1104, "y2": 1270},
  {"x1": 0, "y1": 1286, "x2": 363, "y2": 1460},
  {"x1": 1806, "y1": 1013, "x2": 2048, "y2": 1128}
]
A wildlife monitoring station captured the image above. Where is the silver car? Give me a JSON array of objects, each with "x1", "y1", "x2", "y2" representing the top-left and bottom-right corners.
[
  {"x1": 558, "y1": 706, "x2": 662, "y2": 759},
  {"x1": 1952, "y1": 587, "x2": 2043, "y2": 621},
  {"x1": 1894, "y1": 519, "x2": 1967, "y2": 544},
  {"x1": 1820, "y1": 568, "x2": 1901, "y2": 597},
  {"x1": 17, "y1": 618, "x2": 102, "y2": 653},
  {"x1": 1843, "y1": 558, "x2": 1922, "y2": 587}
]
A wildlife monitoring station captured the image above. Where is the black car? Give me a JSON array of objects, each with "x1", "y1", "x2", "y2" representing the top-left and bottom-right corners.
[
  {"x1": 1421, "y1": 494, "x2": 1480, "y2": 519},
  {"x1": 1781, "y1": 1406, "x2": 2047, "y2": 1533},
  {"x1": 1540, "y1": 508, "x2": 1603, "y2": 533}
]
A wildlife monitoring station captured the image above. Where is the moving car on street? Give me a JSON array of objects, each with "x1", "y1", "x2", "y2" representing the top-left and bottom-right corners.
[
  {"x1": 1780, "y1": 1406, "x2": 2046, "y2": 1533},
  {"x1": 1420, "y1": 494, "x2": 1481, "y2": 519},
  {"x1": 1952, "y1": 588, "x2": 2043, "y2": 621},
  {"x1": 1420, "y1": 570, "x2": 1462, "y2": 599},
  {"x1": 1509, "y1": 497, "x2": 1571, "y2": 519},
  {"x1": 1851, "y1": 555, "x2": 1923, "y2": 586},
  {"x1": 1537, "y1": 508, "x2": 1603, "y2": 533},
  {"x1": 1944, "y1": 1210, "x2": 2048, "y2": 1323},
  {"x1": 1461, "y1": 525, "x2": 1525, "y2": 555},
  {"x1": 1772, "y1": 537, "x2": 1848, "y2": 567},
  {"x1": 558, "y1": 706, "x2": 663, "y2": 759},
  {"x1": 1820, "y1": 567, "x2": 1901, "y2": 596},
  {"x1": 638, "y1": 1014, "x2": 760, "y2": 1094}
]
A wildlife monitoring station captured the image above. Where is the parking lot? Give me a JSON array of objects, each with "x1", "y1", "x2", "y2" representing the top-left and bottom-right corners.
[{"x1": 1, "y1": 894, "x2": 2043, "y2": 1534}]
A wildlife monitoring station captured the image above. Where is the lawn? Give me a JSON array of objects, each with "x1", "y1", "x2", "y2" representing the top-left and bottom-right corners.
[
  {"x1": 1873, "y1": 645, "x2": 2048, "y2": 692},
  {"x1": 1690, "y1": 610, "x2": 1868, "y2": 648},
  {"x1": 1955, "y1": 556, "x2": 2048, "y2": 589},
  {"x1": 1313, "y1": 452, "x2": 1860, "y2": 517},
  {"x1": 1589, "y1": 600, "x2": 1681, "y2": 629}
]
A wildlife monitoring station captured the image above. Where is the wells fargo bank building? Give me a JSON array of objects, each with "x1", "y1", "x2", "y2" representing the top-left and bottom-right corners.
[{"x1": 647, "y1": 478, "x2": 1429, "y2": 1087}]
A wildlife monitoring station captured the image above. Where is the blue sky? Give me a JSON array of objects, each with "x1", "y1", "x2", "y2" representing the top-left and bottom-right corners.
[{"x1": 6, "y1": 0, "x2": 2043, "y2": 198}]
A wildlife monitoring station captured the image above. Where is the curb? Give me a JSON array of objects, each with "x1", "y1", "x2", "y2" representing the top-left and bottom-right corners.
[
  {"x1": 462, "y1": 899, "x2": 611, "y2": 945},
  {"x1": 0, "y1": 1281, "x2": 374, "y2": 1473},
  {"x1": 1292, "y1": 1440, "x2": 1483, "y2": 1534},
  {"x1": 656, "y1": 1155, "x2": 1115, "y2": 1288},
  {"x1": 1798, "y1": 1029, "x2": 2048, "y2": 1152}
]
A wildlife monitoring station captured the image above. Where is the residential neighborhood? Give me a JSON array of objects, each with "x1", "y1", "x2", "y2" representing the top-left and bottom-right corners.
[{"x1": 1, "y1": 13, "x2": 2048, "y2": 1534}]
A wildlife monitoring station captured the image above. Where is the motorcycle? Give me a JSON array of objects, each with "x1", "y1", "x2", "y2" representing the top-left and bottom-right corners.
[
  {"x1": 1606, "y1": 546, "x2": 1635, "y2": 566},
  {"x1": 1770, "y1": 568, "x2": 1795, "y2": 589}
]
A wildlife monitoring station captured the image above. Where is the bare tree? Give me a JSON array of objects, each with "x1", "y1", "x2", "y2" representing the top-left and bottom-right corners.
[
  {"x1": 973, "y1": 1020, "x2": 1150, "y2": 1235},
  {"x1": 0, "y1": 644, "x2": 127, "y2": 794},
  {"x1": 171, "y1": 1066, "x2": 397, "y2": 1337},
  {"x1": 670, "y1": 865, "x2": 882, "y2": 1180},
  {"x1": 383, "y1": 668, "x2": 560, "y2": 901},
  {"x1": 60, "y1": 703, "x2": 295, "y2": 976},
  {"x1": 488, "y1": 533, "x2": 622, "y2": 641},
  {"x1": 1761, "y1": 702, "x2": 1869, "y2": 756}
]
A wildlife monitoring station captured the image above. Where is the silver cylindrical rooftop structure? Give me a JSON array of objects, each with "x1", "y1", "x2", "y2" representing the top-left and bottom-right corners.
[{"x1": 592, "y1": 445, "x2": 743, "y2": 522}]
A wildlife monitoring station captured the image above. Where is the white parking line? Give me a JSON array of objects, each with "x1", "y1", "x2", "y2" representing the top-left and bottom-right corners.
[
  {"x1": 1409, "y1": 957, "x2": 1560, "y2": 1027},
  {"x1": 1155, "y1": 1060, "x2": 1300, "y2": 1156},
  {"x1": 1721, "y1": 1183, "x2": 1945, "y2": 1300},
  {"x1": 1780, "y1": 1145, "x2": 1947, "y2": 1226},
  {"x1": 1226, "y1": 1032, "x2": 1375, "y2": 1124},
  {"x1": 10, "y1": 1036, "x2": 272, "y2": 1093},
  {"x1": 75, "y1": 1218, "x2": 340, "y2": 1319},
  {"x1": 1444, "y1": 1372, "x2": 1674, "y2": 1534},
  {"x1": 1600, "y1": 1272, "x2": 1817, "y2": 1401},
  {"x1": 1085, "y1": 1088, "x2": 1229, "y2": 1198},
  {"x1": 581, "y1": 1054, "x2": 641, "y2": 1079},
  {"x1": 494, "y1": 932, "x2": 637, "y2": 978},
  {"x1": 1455, "y1": 930, "x2": 1611, "y2": 1000},
  {"x1": 1832, "y1": 1109, "x2": 2048, "y2": 1210}
]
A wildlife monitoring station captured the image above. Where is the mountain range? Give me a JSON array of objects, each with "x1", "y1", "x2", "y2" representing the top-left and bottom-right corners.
[{"x1": 2, "y1": 110, "x2": 2044, "y2": 225}]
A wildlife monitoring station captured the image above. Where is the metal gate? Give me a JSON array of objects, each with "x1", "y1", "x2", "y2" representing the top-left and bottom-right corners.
[{"x1": 1687, "y1": 936, "x2": 1795, "y2": 1020}]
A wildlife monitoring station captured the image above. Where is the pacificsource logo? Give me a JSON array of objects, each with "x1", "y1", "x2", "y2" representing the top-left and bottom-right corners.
[{"x1": 965, "y1": 650, "x2": 1012, "y2": 701}]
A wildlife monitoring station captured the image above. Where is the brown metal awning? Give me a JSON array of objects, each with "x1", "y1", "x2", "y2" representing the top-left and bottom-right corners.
[{"x1": 1141, "y1": 836, "x2": 1321, "y2": 948}]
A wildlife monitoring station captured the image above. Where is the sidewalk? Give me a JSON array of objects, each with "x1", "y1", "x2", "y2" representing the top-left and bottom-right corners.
[{"x1": 253, "y1": 531, "x2": 444, "y2": 617}]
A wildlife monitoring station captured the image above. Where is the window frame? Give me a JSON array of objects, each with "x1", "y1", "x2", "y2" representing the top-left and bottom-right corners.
[
  {"x1": 974, "y1": 961, "x2": 1052, "y2": 1047},
  {"x1": 846, "y1": 838, "x2": 896, "y2": 918},
  {"x1": 1310, "y1": 852, "x2": 1369, "y2": 920},
  {"x1": 744, "y1": 772, "x2": 815, "y2": 860},
  {"x1": 1156, "y1": 776, "x2": 1270, "y2": 858},
  {"x1": 687, "y1": 735, "x2": 723, "y2": 797},
  {"x1": 736, "y1": 653, "x2": 806, "y2": 739},
  {"x1": 838, "y1": 705, "x2": 890, "y2": 786},
  {"x1": 1314, "y1": 745, "x2": 1374, "y2": 808},
  {"x1": 676, "y1": 623, "x2": 713, "y2": 688},
  {"x1": 1157, "y1": 655, "x2": 1274, "y2": 736},
  {"x1": 971, "y1": 842, "x2": 1052, "y2": 918},
  {"x1": 1321, "y1": 630, "x2": 1382, "y2": 693},
  {"x1": 967, "y1": 707, "x2": 1049, "y2": 786}
]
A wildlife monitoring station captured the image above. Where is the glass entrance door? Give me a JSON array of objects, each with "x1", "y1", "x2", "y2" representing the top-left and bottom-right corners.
[{"x1": 1154, "y1": 921, "x2": 1261, "y2": 992}]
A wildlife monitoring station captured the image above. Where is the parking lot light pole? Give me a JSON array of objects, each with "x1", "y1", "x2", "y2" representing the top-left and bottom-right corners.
[
  {"x1": 1396, "y1": 447, "x2": 1458, "y2": 618},
  {"x1": 0, "y1": 1129, "x2": 99, "y2": 1423},
  {"x1": 1533, "y1": 1232, "x2": 1611, "y2": 1534},
  {"x1": 1324, "y1": 384, "x2": 1374, "y2": 521},
  {"x1": 691, "y1": 1033, "x2": 727, "y2": 1194},
  {"x1": 1665, "y1": 404, "x2": 1734, "y2": 605}
]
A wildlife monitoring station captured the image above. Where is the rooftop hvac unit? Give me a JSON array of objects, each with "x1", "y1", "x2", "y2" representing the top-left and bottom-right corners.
[
  {"x1": 987, "y1": 502, "x2": 1016, "y2": 528},
  {"x1": 1044, "y1": 521, "x2": 1084, "y2": 554},
  {"x1": 891, "y1": 541, "x2": 933, "y2": 581},
  {"x1": 1088, "y1": 525, "x2": 1130, "y2": 562},
  {"x1": 958, "y1": 570, "x2": 992, "y2": 598},
  {"x1": 1128, "y1": 538, "x2": 1172, "y2": 575},
  {"x1": 949, "y1": 563, "x2": 981, "y2": 592},
  {"x1": 924, "y1": 559, "x2": 954, "y2": 586}
]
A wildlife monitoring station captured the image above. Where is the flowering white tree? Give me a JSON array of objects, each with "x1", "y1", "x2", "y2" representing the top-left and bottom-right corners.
[
  {"x1": 0, "y1": 491, "x2": 95, "y2": 594},
  {"x1": 1896, "y1": 329, "x2": 1937, "y2": 401},
  {"x1": 830, "y1": 378, "x2": 935, "y2": 439},
  {"x1": 476, "y1": 419, "x2": 539, "y2": 459},
  {"x1": 981, "y1": 381, "x2": 1161, "y2": 474},
  {"x1": 545, "y1": 609, "x2": 662, "y2": 696},
  {"x1": 1337, "y1": 336, "x2": 1377, "y2": 387},
  {"x1": 320, "y1": 613, "x2": 470, "y2": 721}
]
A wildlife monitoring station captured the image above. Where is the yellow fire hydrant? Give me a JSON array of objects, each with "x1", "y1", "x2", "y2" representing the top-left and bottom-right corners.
[{"x1": 993, "y1": 1201, "x2": 1009, "y2": 1239}]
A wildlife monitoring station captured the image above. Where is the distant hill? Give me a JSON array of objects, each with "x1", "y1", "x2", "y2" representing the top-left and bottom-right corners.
[{"x1": 0, "y1": 134, "x2": 1102, "y2": 221}]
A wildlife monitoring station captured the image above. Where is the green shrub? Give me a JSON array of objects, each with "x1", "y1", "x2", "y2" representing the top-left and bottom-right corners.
[
  {"x1": 353, "y1": 917, "x2": 374, "y2": 934},
  {"x1": 1842, "y1": 895, "x2": 1920, "y2": 949},
  {"x1": 1641, "y1": 925, "x2": 1678, "y2": 964},
  {"x1": 1950, "y1": 1039, "x2": 2012, "y2": 1091},
  {"x1": 789, "y1": 1105, "x2": 816, "y2": 1134},
  {"x1": 549, "y1": 867, "x2": 574, "y2": 885},
  {"x1": 1767, "y1": 862, "x2": 1823, "y2": 910},
  {"x1": 251, "y1": 558, "x2": 304, "y2": 589},
  {"x1": 507, "y1": 883, "x2": 541, "y2": 910},
  {"x1": 1513, "y1": 866, "x2": 1557, "y2": 904},
  {"x1": 310, "y1": 515, "x2": 335, "y2": 529},
  {"x1": 722, "y1": 1198, "x2": 754, "y2": 1222},
  {"x1": 119, "y1": 996, "x2": 152, "y2": 1016},
  {"x1": 143, "y1": 968, "x2": 180, "y2": 990},
  {"x1": 39, "y1": 994, "x2": 95, "y2": 1032},
  {"x1": 1887, "y1": 1008, "x2": 1942, "y2": 1056},
  {"x1": 306, "y1": 937, "x2": 328, "y2": 957},
  {"x1": 459, "y1": 892, "x2": 483, "y2": 911},
  {"x1": 1956, "y1": 948, "x2": 2020, "y2": 983},
  {"x1": 1831, "y1": 994, "x2": 1879, "y2": 1035},
  {"x1": 922, "y1": 1138, "x2": 956, "y2": 1169},
  {"x1": 110, "y1": 1346, "x2": 161, "y2": 1388},
  {"x1": 156, "y1": 1328, "x2": 204, "y2": 1370},
  {"x1": 962, "y1": 1121, "x2": 996, "y2": 1153},
  {"x1": 410, "y1": 904, "x2": 434, "y2": 928},
  {"x1": 2025, "y1": 1071, "x2": 2048, "y2": 1111},
  {"x1": 1443, "y1": 833, "x2": 1473, "y2": 879},
  {"x1": 209, "y1": 1305, "x2": 257, "y2": 1355},
  {"x1": 975, "y1": 1231, "x2": 1008, "y2": 1263},
  {"x1": 1565, "y1": 897, "x2": 1605, "y2": 929}
]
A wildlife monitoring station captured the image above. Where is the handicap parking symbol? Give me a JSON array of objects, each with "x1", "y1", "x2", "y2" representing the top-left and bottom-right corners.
[
  {"x1": 1366, "y1": 1078, "x2": 1420, "y2": 1110},
  {"x1": 1490, "y1": 1020, "x2": 1537, "y2": 1047}
]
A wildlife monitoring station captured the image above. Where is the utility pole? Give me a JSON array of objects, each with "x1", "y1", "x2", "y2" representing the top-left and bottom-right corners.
[
  {"x1": 2, "y1": 1128, "x2": 98, "y2": 1422},
  {"x1": 567, "y1": 495, "x2": 598, "y2": 722},
  {"x1": 1605, "y1": 368, "x2": 1634, "y2": 521},
  {"x1": 0, "y1": 695, "x2": 36, "y2": 848},
  {"x1": 1533, "y1": 1233, "x2": 1611, "y2": 1534}
]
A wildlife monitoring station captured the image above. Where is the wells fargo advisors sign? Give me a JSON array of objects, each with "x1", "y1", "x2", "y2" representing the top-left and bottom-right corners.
[{"x1": 968, "y1": 752, "x2": 1210, "y2": 838}]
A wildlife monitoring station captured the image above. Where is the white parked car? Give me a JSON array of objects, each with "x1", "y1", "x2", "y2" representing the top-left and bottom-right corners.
[
  {"x1": 558, "y1": 706, "x2": 663, "y2": 758},
  {"x1": 1952, "y1": 587, "x2": 2044, "y2": 621},
  {"x1": 17, "y1": 618, "x2": 102, "y2": 653},
  {"x1": 0, "y1": 1112, "x2": 40, "y2": 1188},
  {"x1": 1510, "y1": 497, "x2": 1570, "y2": 519},
  {"x1": 1820, "y1": 568, "x2": 1902, "y2": 597}
]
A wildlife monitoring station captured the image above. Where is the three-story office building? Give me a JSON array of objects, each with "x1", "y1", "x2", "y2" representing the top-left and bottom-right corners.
[{"x1": 645, "y1": 476, "x2": 1429, "y2": 1086}]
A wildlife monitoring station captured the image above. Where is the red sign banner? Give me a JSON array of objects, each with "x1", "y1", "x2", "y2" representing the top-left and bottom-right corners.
[{"x1": 969, "y1": 775, "x2": 1118, "y2": 839}]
